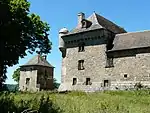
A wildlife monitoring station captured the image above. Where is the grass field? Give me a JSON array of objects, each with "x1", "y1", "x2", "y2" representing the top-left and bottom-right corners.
[{"x1": 1, "y1": 90, "x2": 150, "y2": 113}]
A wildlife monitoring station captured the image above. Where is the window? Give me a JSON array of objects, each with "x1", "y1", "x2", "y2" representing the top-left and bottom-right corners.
[
  {"x1": 124, "y1": 74, "x2": 127, "y2": 78},
  {"x1": 45, "y1": 70, "x2": 48, "y2": 77},
  {"x1": 26, "y1": 78, "x2": 30, "y2": 85},
  {"x1": 82, "y1": 21, "x2": 87, "y2": 28},
  {"x1": 78, "y1": 42, "x2": 85, "y2": 52},
  {"x1": 106, "y1": 57, "x2": 114, "y2": 68},
  {"x1": 72, "y1": 78, "x2": 77, "y2": 85},
  {"x1": 86, "y1": 78, "x2": 91, "y2": 85},
  {"x1": 104, "y1": 80, "x2": 109, "y2": 87},
  {"x1": 78, "y1": 60, "x2": 84, "y2": 70}
]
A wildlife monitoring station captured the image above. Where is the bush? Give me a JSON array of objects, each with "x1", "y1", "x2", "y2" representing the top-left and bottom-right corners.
[{"x1": 0, "y1": 92, "x2": 62, "y2": 113}]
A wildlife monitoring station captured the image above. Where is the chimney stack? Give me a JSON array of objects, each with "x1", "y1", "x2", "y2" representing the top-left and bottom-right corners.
[
  {"x1": 42, "y1": 55, "x2": 47, "y2": 60},
  {"x1": 77, "y1": 12, "x2": 85, "y2": 28}
]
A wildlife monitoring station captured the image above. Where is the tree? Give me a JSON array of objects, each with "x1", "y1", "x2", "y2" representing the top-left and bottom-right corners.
[
  {"x1": 0, "y1": 0, "x2": 52, "y2": 88},
  {"x1": 53, "y1": 78, "x2": 60, "y2": 89},
  {"x1": 12, "y1": 68, "x2": 20, "y2": 83},
  {"x1": 12, "y1": 68, "x2": 60, "y2": 89}
]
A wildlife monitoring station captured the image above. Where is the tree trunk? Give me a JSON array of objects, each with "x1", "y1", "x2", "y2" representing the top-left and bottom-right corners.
[{"x1": 0, "y1": 40, "x2": 5, "y2": 90}]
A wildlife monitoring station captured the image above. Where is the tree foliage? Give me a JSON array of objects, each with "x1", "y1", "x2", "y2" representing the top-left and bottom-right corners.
[
  {"x1": 53, "y1": 78, "x2": 60, "y2": 89},
  {"x1": 12, "y1": 68, "x2": 20, "y2": 83},
  {"x1": 0, "y1": 0, "x2": 52, "y2": 87}
]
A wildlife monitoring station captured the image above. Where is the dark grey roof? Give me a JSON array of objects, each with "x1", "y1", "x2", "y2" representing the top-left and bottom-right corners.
[
  {"x1": 109, "y1": 30, "x2": 150, "y2": 51},
  {"x1": 21, "y1": 55, "x2": 54, "y2": 68},
  {"x1": 93, "y1": 13, "x2": 126, "y2": 34},
  {"x1": 63, "y1": 13, "x2": 126, "y2": 36}
]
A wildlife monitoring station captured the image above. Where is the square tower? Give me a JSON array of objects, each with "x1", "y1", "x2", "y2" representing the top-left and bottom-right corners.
[
  {"x1": 19, "y1": 54, "x2": 54, "y2": 91},
  {"x1": 58, "y1": 12, "x2": 126, "y2": 92}
]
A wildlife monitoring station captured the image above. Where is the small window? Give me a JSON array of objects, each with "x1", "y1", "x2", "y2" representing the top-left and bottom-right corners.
[
  {"x1": 86, "y1": 78, "x2": 91, "y2": 85},
  {"x1": 104, "y1": 80, "x2": 109, "y2": 87},
  {"x1": 82, "y1": 21, "x2": 87, "y2": 28},
  {"x1": 26, "y1": 78, "x2": 30, "y2": 85},
  {"x1": 72, "y1": 78, "x2": 77, "y2": 85},
  {"x1": 78, "y1": 60, "x2": 84, "y2": 70},
  {"x1": 124, "y1": 74, "x2": 127, "y2": 78},
  {"x1": 106, "y1": 57, "x2": 114, "y2": 68},
  {"x1": 45, "y1": 70, "x2": 48, "y2": 77},
  {"x1": 78, "y1": 42, "x2": 85, "y2": 52}
]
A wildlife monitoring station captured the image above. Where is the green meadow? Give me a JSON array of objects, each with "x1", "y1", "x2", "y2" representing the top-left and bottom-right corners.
[{"x1": 1, "y1": 90, "x2": 150, "y2": 113}]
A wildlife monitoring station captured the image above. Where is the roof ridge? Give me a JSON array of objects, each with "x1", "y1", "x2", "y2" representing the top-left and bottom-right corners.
[
  {"x1": 116, "y1": 30, "x2": 150, "y2": 36},
  {"x1": 21, "y1": 55, "x2": 54, "y2": 68},
  {"x1": 95, "y1": 13, "x2": 125, "y2": 29}
]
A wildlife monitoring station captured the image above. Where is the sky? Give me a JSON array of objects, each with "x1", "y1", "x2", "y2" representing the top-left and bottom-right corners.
[{"x1": 6, "y1": 0, "x2": 150, "y2": 84}]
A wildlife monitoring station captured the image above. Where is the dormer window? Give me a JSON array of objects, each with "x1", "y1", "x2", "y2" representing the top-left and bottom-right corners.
[
  {"x1": 78, "y1": 42, "x2": 85, "y2": 52},
  {"x1": 82, "y1": 21, "x2": 87, "y2": 28},
  {"x1": 81, "y1": 19, "x2": 92, "y2": 28}
]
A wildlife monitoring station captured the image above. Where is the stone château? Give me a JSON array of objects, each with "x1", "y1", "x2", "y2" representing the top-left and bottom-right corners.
[
  {"x1": 58, "y1": 12, "x2": 150, "y2": 92},
  {"x1": 19, "y1": 54, "x2": 54, "y2": 91}
]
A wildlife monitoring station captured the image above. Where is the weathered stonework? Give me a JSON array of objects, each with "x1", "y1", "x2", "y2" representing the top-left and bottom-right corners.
[
  {"x1": 19, "y1": 55, "x2": 54, "y2": 92},
  {"x1": 58, "y1": 12, "x2": 150, "y2": 92}
]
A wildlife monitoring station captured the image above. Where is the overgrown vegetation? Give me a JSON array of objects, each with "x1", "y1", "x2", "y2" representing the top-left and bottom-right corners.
[
  {"x1": 0, "y1": 90, "x2": 150, "y2": 113},
  {"x1": 0, "y1": 92, "x2": 62, "y2": 113}
]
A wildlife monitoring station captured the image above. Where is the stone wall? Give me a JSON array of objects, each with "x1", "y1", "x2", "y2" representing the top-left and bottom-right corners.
[
  {"x1": 106, "y1": 50, "x2": 150, "y2": 90},
  {"x1": 19, "y1": 66, "x2": 53, "y2": 92},
  {"x1": 59, "y1": 29, "x2": 110, "y2": 91},
  {"x1": 19, "y1": 69, "x2": 38, "y2": 92},
  {"x1": 59, "y1": 30, "x2": 150, "y2": 91},
  {"x1": 37, "y1": 67, "x2": 53, "y2": 90}
]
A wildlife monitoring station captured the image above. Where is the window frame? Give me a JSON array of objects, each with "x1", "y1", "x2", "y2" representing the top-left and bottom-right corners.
[
  {"x1": 78, "y1": 60, "x2": 84, "y2": 70},
  {"x1": 26, "y1": 78, "x2": 30, "y2": 85},
  {"x1": 104, "y1": 80, "x2": 109, "y2": 87},
  {"x1": 72, "y1": 78, "x2": 77, "y2": 85},
  {"x1": 105, "y1": 56, "x2": 114, "y2": 68},
  {"x1": 124, "y1": 74, "x2": 128, "y2": 78},
  {"x1": 86, "y1": 78, "x2": 91, "y2": 85},
  {"x1": 78, "y1": 42, "x2": 85, "y2": 52}
]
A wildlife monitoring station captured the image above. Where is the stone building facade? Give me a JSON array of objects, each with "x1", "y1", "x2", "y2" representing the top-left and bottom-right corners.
[
  {"x1": 58, "y1": 12, "x2": 150, "y2": 92},
  {"x1": 19, "y1": 54, "x2": 54, "y2": 91}
]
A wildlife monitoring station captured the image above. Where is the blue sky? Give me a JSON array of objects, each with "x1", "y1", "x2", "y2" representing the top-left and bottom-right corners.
[{"x1": 6, "y1": 0, "x2": 150, "y2": 84}]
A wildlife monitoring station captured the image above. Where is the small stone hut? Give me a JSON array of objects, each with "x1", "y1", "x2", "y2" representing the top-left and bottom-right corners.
[{"x1": 19, "y1": 54, "x2": 54, "y2": 91}]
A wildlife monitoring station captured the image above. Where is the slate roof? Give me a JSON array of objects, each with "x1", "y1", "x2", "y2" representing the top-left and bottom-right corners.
[
  {"x1": 21, "y1": 55, "x2": 54, "y2": 68},
  {"x1": 109, "y1": 30, "x2": 150, "y2": 51},
  {"x1": 63, "y1": 13, "x2": 126, "y2": 36}
]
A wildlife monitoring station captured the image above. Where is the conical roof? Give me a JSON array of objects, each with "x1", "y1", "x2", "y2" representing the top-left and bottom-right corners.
[{"x1": 21, "y1": 55, "x2": 54, "y2": 68}]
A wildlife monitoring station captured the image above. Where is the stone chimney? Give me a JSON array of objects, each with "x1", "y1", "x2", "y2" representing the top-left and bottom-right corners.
[
  {"x1": 42, "y1": 55, "x2": 47, "y2": 60},
  {"x1": 77, "y1": 12, "x2": 85, "y2": 28},
  {"x1": 37, "y1": 53, "x2": 41, "y2": 63}
]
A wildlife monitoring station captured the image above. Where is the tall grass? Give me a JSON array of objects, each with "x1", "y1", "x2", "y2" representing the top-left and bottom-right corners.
[{"x1": 1, "y1": 90, "x2": 150, "y2": 113}]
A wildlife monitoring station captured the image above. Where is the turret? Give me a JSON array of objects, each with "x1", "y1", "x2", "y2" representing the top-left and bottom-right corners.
[{"x1": 59, "y1": 27, "x2": 69, "y2": 57}]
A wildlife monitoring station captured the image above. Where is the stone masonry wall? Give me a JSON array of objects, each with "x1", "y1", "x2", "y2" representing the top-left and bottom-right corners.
[
  {"x1": 19, "y1": 70, "x2": 38, "y2": 92},
  {"x1": 106, "y1": 52, "x2": 150, "y2": 90},
  {"x1": 37, "y1": 67, "x2": 53, "y2": 90},
  {"x1": 60, "y1": 46, "x2": 150, "y2": 91},
  {"x1": 19, "y1": 66, "x2": 53, "y2": 92},
  {"x1": 59, "y1": 28, "x2": 150, "y2": 92},
  {"x1": 58, "y1": 29, "x2": 112, "y2": 91},
  {"x1": 59, "y1": 43, "x2": 108, "y2": 91}
]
